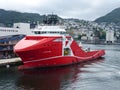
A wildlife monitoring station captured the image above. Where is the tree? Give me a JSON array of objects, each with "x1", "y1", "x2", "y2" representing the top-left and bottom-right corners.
[
  {"x1": 77, "y1": 35, "x2": 81, "y2": 40},
  {"x1": 99, "y1": 30, "x2": 106, "y2": 39}
]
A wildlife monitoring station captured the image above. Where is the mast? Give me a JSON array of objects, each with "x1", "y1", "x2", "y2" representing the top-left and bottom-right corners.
[{"x1": 43, "y1": 14, "x2": 59, "y2": 25}]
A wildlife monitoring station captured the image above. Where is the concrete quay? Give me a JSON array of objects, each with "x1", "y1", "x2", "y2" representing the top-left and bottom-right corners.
[{"x1": 0, "y1": 58, "x2": 22, "y2": 68}]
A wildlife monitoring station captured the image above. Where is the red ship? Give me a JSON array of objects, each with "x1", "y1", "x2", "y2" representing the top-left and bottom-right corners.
[{"x1": 14, "y1": 15, "x2": 105, "y2": 70}]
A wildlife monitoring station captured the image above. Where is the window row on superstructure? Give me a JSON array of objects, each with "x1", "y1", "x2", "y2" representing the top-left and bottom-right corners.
[
  {"x1": 34, "y1": 31, "x2": 67, "y2": 35},
  {"x1": 0, "y1": 29, "x2": 18, "y2": 32}
]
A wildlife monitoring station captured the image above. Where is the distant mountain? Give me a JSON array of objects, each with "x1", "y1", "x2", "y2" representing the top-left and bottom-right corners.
[
  {"x1": 95, "y1": 7, "x2": 120, "y2": 23},
  {"x1": 0, "y1": 8, "x2": 92, "y2": 27},
  {"x1": 0, "y1": 9, "x2": 44, "y2": 27}
]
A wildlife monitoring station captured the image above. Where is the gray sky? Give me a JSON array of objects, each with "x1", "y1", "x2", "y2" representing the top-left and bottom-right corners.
[{"x1": 0, "y1": 0, "x2": 120, "y2": 21}]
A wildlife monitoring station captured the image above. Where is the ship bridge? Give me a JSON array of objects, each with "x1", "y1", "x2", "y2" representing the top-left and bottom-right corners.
[{"x1": 33, "y1": 26, "x2": 69, "y2": 36}]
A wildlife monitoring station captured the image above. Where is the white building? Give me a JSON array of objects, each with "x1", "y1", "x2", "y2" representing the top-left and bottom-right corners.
[
  {"x1": 106, "y1": 30, "x2": 114, "y2": 43},
  {"x1": 0, "y1": 23, "x2": 32, "y2": 37}
]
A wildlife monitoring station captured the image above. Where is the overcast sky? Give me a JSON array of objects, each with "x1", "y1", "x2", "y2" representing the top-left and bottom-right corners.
[{"x1": 0, "y1": 0, "x2": 120, "y2": 21}]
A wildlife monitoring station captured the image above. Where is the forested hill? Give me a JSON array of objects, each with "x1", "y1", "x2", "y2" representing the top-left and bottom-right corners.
[
  {"x1": 95, "y1": 7, "x2": 120, "y2": 23},
  {"x1": 0, "y1": 9, "x2": 44, "y2": 27}
]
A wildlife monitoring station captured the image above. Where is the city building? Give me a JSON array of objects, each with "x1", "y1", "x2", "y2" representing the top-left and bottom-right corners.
[{"x1": 106, "y1": 30, "x2": 115, "y2": 44}]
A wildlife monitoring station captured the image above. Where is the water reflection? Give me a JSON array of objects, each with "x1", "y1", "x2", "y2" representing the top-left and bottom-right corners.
[{"x1": 16, "y1": 58, "x2": 104, "y2": 90}]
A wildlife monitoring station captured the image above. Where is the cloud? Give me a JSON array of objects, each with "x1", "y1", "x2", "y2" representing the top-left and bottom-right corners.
[{"x1": 0, "y1": 0, "x2": 120, "y2": 20}]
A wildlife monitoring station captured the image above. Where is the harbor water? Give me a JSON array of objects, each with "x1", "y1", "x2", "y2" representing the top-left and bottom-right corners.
[{"x1": 0, "y1": 44, "x2": 120, "y2": 90}]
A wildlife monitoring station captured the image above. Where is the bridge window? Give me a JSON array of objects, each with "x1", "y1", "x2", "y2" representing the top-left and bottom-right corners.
[{"x1": 34, "y1": 31, "x2": 67, "y2": 35}]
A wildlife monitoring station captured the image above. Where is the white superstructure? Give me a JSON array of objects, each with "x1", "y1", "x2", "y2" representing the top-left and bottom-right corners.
[{"x1": 33, "y1": 25, "x2": 68, "y2": 36}]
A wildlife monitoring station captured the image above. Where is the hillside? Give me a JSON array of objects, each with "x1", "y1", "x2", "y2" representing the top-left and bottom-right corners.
[
  {"x1": 0, "y1": 9, "x2": 44, "y2": 27},
  {"x1": 95, "y1": 7, "x2": 120, "y2": 23}
]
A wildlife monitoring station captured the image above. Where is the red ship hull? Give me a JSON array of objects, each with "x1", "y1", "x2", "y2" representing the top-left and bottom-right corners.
[{"x1": 14, "y1": 36, "x2": 105, "y2": 70}]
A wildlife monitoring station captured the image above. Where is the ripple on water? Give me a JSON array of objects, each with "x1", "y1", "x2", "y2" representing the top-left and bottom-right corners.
[{"x1": 66, "y1": 62, "x2": 120, "y2": 90}]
